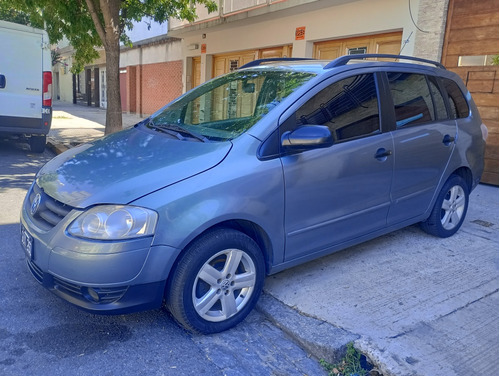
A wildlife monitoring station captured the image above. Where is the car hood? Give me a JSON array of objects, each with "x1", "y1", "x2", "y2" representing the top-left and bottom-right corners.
[{"x1": 36, "y1": 127, "x2": 232, "y2": 208}]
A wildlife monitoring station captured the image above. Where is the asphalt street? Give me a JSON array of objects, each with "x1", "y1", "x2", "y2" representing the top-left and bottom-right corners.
[{"x1": 0, "y1": 139, "x2": 327, "y2": 376}]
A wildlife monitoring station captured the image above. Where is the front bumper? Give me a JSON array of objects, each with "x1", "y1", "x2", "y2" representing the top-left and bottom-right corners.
[
  {"x1": 26, "y1": 257, "x2": 166, "y2": 314},
  {"x1": 20, "y1": 186, "x2": 179, "y2": 314}
]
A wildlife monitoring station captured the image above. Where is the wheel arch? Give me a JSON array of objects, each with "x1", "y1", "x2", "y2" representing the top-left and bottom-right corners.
[
  {"x1": 450, "y1": 166, "x2": 473, "y2": 192},
  {"x1": 169, "y1": 219, "x2": 274, "y2": 279}
]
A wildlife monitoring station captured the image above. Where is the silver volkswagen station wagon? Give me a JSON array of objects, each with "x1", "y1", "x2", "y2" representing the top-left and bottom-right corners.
[{"x1": 21, "y1": 54, "x2": 487, "y2": 333}]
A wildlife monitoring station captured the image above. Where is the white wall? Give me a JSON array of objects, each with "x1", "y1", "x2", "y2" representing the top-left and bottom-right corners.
[
  {"x1": 182, "y1": 0, "x2": 417, "y2": 58},
  {"x1": 177, "y1": 0, "x2": 420, "y2": 90},
  {"x1": 120, "y1": 39, "x2": 183, "y2": 67}
]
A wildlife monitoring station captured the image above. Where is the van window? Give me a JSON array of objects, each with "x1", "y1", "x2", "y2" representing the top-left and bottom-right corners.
[
  {"x1": 387, "y1": 73, "x2": 435, "y2": 127},
  {"x1": 439, "y1": 78, "x2": 469, "y2": 119},
  {"x1": 295, "y1": 74, "x2": 380, "y2": 142}
]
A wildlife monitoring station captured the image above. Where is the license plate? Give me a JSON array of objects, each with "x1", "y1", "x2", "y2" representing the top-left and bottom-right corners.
[{"x1": 21, "y1": 225, "x2": 33, "y2": 260}]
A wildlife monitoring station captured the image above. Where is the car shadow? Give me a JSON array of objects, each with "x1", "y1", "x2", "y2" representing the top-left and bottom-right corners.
[{"x1": 0, "y1": 139, "x2": 53, "y2": 191}]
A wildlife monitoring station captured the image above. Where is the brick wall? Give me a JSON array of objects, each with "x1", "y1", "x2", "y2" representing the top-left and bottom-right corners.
[
  {"x1": 120, "y1": 71, "x2": 127, "y2": 111},
  {"x1": 141, "y1": 60, "x2": 183, "y2": 115},
  {"x1": 127, "y1": 66, "x2": 137, "y2": 113}
]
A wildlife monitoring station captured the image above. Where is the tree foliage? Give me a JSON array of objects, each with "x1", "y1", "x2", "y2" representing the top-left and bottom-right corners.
[
  {"x1": 5, "y1": 0, "x2": 217, "y2": 134},
  {"x1": 0, "y1": 6, "x2": 30, "y2": 25}
]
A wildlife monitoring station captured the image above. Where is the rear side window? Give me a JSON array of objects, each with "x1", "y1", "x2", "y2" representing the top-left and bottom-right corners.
[
  {"x1": 440, "y1": 78, "x2": 469, "y2": 119},
  {"x1": 387, "y1": 73, "x2": 435, "y2": 127},
  {"x1": 295, "y1": 74, "x2": 380, "y2": 142},
  {"x1": 427, "y1": 76, "x2": 448, "y2": 121}
]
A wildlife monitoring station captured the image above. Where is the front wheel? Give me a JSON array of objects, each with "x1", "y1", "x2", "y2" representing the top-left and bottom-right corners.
[
  {"x1": 165, "y1": 228, "x2": 265, "y2": 334},
  {"x1": 421, "y1": 175, "x2": 469, "y2": 238}
]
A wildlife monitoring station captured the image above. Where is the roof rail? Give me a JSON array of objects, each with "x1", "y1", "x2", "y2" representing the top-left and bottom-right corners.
[
  {"x1": 323, "y1": 54, "x2": 446, "y2": 70},
  {"x1": 239, "y1": 58, "x2": 314, "y2": 69}
]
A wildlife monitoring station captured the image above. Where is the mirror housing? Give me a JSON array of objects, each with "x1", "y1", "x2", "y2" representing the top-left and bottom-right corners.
[{"x1": 281, "y1": 125, "x2": 333, "y2": 152}]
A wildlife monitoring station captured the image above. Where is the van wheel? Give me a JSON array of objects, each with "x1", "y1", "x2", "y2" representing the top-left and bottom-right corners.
[
  {"x1": 421, "y1": 175, "x2": 469, "y2": 238},
  {"x1": 166, "y1": 228, "x2": 265, "y2": 334},
  {"x1": 30, "y1": 135, "x2": 46, "y2": 153}
]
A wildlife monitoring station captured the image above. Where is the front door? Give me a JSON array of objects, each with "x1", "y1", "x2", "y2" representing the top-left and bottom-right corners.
[{"x1": 282, "y1": 73, "x2": 393, "y2": 261}]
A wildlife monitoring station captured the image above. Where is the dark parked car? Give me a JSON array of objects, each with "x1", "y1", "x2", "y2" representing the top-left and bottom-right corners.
[{"x1": 21, "y1": 54, "x2": 487, "y2": 333}]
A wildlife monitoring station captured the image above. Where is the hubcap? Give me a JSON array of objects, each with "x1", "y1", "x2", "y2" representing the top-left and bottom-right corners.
[
  {"x1": 192, "y1": 249, "x2": 256, "y2": 322},
  {"x1": 440, "y1": 185, "x2": 466, "y2": 230}
]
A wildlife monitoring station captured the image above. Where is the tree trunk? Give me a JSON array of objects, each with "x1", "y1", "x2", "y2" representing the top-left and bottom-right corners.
[
  {"x1": 86, "y1": 0, "x2": 123, "y2": 135},
  {"x1": 104, "y1": 41, "x2": 122, "y2": 134}
]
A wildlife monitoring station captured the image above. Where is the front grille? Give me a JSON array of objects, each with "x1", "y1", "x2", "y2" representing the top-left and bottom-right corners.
[
  {"x1": 26, "y1": 259, "x2": 128, "y2": 305},
  {"x1": 27, "y1": 259, "x2": 44, "y2": 283},
  {"x1": 53, "y1": 276, "x2": 129, "y2": 304},
  {"x1": 53, "y1": 276, "x2": 82, "y2": 296},
  {"x1": 27, "y1": 184, "x2": 74, "y2": 231}
]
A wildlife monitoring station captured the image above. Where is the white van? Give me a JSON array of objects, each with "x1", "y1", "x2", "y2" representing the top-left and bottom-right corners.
[{"x1": 0, "y1": 20, "x2": 52, "y2": 152}]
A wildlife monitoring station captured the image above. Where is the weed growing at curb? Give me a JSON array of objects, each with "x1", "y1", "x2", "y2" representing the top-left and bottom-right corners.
[{"x1": 320, "y1": 342, "x2": 369, "y2": 376}]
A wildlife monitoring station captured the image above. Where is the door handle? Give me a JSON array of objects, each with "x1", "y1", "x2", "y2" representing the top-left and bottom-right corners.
[
  {"x1": 374, "y1": 148, "x2": 392, "y2": 161},
  {"x1": 0, "y1": 74, "x2": 5, "y2": 89},
  {"x1": 443, "y1": 134, "x2": 455, "y2": 146}
]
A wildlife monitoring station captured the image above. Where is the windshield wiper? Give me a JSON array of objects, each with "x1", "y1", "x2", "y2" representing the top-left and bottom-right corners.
[{"x1": 146, "y1": 120, "x2": 209, "y2": 143}]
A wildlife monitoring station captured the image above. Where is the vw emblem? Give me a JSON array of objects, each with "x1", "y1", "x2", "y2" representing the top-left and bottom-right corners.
[{"x1": 31, "y1": 193, "x2": 41, "y2": 216}]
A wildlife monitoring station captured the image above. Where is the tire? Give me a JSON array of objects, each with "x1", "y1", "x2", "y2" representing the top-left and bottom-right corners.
[
  {"x1": 421, "y1": 175, "x2": 469, "y2": 238},
  {"x1": 165, "y1": 228, "x2": 265, "y2": 334},
  {"x1": 30, "y1": 135, "x2": 46, "y2": 153}
]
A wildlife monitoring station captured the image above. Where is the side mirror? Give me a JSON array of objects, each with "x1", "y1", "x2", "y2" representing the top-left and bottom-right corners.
[{"x1": 281, "y1": 125, "x2": 333, "y2": 151}]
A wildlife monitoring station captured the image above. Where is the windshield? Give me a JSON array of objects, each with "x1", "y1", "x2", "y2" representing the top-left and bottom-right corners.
[{"x1": 147, "y1": 69, "x2": 316, "y2": 141}]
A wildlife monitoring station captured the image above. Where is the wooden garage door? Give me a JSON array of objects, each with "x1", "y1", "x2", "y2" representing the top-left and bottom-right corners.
[
  {"x1": 212, "y1": 45, "x2": 293, "y2": 77},
  {"x1": 259, "y1": 45, "x2": 293, "y2": 59},
  {"x1": 213, "y1": 50, "x2": 257, "y2": 77},
  {"x1": 441, "y1": 0, "x2": 498, "y2": 185},
  {"x1": 314, "y1": 32, "x2": 403, "y2": 60}
]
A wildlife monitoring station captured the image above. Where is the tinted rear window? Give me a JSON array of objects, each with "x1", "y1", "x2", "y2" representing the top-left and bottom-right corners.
[
  {"x1": 387, "y1": 73, "x2": 435, "y2": 127},
  {"x1": 440, "y1": 78, "x2": 469, "y2": 119}
]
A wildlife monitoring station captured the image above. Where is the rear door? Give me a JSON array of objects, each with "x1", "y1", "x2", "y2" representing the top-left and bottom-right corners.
[
  {"x1": 385, "y1": 72, "x2": 457, "y2": 224},
  {"x1": 281, "y1": 73, "x2": 394, "y2": 261},
  {"x1": 0, "y1": 23, "x2": 43, "y2": 128}
]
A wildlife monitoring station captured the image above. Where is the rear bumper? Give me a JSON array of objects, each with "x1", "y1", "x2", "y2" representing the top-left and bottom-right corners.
[{"x1": 0, "y1": 107, "x2": 52, "y2": 135}]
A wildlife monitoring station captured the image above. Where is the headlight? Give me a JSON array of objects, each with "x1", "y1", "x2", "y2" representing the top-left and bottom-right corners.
[{"x1": 67, "y1": 205, "x2": 158, "y2": 240}]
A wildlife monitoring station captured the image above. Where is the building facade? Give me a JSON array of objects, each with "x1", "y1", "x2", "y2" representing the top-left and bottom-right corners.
[
  {"x1": 167, "y1": 0, "x2": 498, "y2": 184},
  {"x1": 52, "y1": 0, "x2": 498, "y2": 184},
  {"x1": 119, "y1": 35, "x2": 183, "y2": 116},
  {"x1": 168, "y1": 0, "x2": 423, "y2": 91}
]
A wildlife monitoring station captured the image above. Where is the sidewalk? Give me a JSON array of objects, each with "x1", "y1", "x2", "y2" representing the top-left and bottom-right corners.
[
  {"x1": 46, "y1": 101, "x2": 499, "y2": 376},
  {"x1": 48, "y1": 101, "x2": 145, "y2": 152}
]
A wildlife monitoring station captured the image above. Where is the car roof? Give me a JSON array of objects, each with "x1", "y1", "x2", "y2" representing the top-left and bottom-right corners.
[{"x1": 239, "y1": 54, "x2": 447, "y2": 76}]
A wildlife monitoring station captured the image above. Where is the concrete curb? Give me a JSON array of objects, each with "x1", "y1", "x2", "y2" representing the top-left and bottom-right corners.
[
  {"x1": 256, "y1": 292, "x2": 359, "y2": 364},
  {"x1": 47, "y1": 137, "x2": 69, "y2": 155}
]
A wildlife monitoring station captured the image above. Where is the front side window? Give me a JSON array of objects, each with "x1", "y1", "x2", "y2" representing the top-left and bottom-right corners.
[
  {"x1": 148, "y1": 70, "x2": 315, "y2": 141},
  {"x1": 387, "y1": 73, "x2": 435, "y2": 127},
  {"x1": 295, "y1": 74, "x2": 380, "y2": 142}
]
